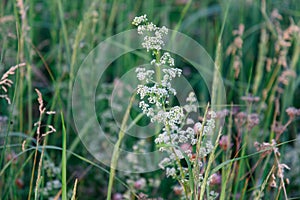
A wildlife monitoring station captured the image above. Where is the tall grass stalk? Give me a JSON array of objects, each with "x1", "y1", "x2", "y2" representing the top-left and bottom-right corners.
[
  {"x1": 71, "y1": 178, "x2": 78, "y2": 200},
  {"x1": 14, "y1": 0, "x2": 25, "y2": 133},
  {"x1": 173, "y1": 0, "x2": 193, "y2": 32},
  {"x1": 27, "y1": 101, "x2": 43, "y2": 199},
  {"x1": 219, "y1": 104, "x2": 234, "y2": 200},
  {"x1": 199, "y1": 128, "x2": 222, "y2": 200},
  {"x1": 106, "y1": 0, "x2": 118, "y2": 36},
  {"x1": 34, "y1": 139, "x2": 45, "y2": 200},
  {"x1": 106, "y1": 94, "x2": 135, "y2": 200},
  {"x1": 28, "y1": 89, "x2": 56, "y2": 199},
  {"x1": 56, "y1": 0, "x2": 71, "y2": 135},
  {"x1": 253, "y1": 28, "x2": 268, "y2": 95},
  {"x1": 61, "y1": 112, "x2": 67, "y2": 200},
  {"x1": 211, "y1": 0, "x2": 231, "y2": 111}
]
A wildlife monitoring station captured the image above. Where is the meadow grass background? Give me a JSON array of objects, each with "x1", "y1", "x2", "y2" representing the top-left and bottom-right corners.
[{"x1": 0, "y1": 0, "x2": 300, "y2": 199}]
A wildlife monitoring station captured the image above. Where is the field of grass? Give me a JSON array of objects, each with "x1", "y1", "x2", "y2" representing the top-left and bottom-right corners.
[{"x1": 0, "y1": 0, "x2": 300, "y2": 199}]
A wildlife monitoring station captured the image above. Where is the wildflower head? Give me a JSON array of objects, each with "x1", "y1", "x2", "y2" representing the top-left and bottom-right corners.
[
  {"x1": 209, "y1": 173, "x2": 222, "y2": 185},
  {"x1": 286, "y1": 107, "x2": 300, "y2": 120},
  {"x1": 6, "y1": 151, "x2": 18, "y2": 164},
  {"x1": 15, "y1": 178, "x2": 24, "y2": 189},
  {"x1": 134, "y1": 178, "x2": 146, "y2": 190},
  {"x1": 234, "y1": 112, "x2": 247, "y2": 128},
  {"x1": 112, "y1": 193, "x2": 123, "y2": 200},
  {"x1": 219, "y1": 135, "x2": 231, "y2": 151},
  {"x1": 241, "y1": 95, "x2": 260, "y2": 104},
  {"x1": 173, "y1": 185, "x2": 183, "y2": 195},
  {"x1": 132, "y1": 14, "x2": 147, "y2": 26},
  {"x1": 132, "y1": 15, "x2": 168, "y2": 52},
  {"x1": 247, "y1": 113, "x2": 260, "y2": 130}
]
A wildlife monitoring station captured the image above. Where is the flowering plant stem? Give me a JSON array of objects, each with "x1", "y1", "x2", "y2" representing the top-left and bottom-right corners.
[
  {"x1": 106, "y1": 94, "x2": 136, "y2": 200},
  {"x1": 194, "y1": 104, "x2": 209, "y2": 198},
  {"x1": 61, "y1": 112, "x2": 67, "y2": 200},
  {"x1": 165, "y1": 123, "x2": 190, "y2": 197},
  {"x1": 155, "y1": 50, "x2": 189, "y2": 197},
  {"x1": 154, "y1": 51, "x2": 161, "y2": 83},
  {"x1": 199, "y1": 128, "x2": 222, "y2": 200}
]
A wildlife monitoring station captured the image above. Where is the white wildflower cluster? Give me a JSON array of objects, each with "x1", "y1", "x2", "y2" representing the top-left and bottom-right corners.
[
  {"x1": 151, "y1": 52, "x2": 175, "y2": 67},
  {"x1": 132, "y1": 14, "x2": 147, "y2": 26},
  {"x1": 198, "y1": 140, "x2": 214, "y2": 157},
  {"x1": 135, "y1": 67, "x2": 154, "y2": 83},
  {"x1": 208, "y1": 191, "x2": 219, "y2": 200},
  {"x1": 184, "y1": 92, "x2": 198, "y2": 113},
  {"x1": 40, "y1": 159, "x2": 62, "y2": 198},
  {"x1": 137, "y1": 84, "x2": 171, "y2": 107},
  {"x1": 44, "y1": 160, "x2": 60, "y2": 178},
  {"x1": 41, "y1": 180, "x2": 62, "y2": 197},
  {"x1": 133, "y1": 16, "x2": 182, "y2": 124},
  {"x1": 160, "y1": 52, "x2": 175, "y2": 66},
  {"x1": 133, "y1": 40, "x2": 199, "y2": 177},
  {"x1": 194, "y1": 111, "x2": 216, "y2": 136},
  {"x1": 136, "y1": 58, "x2": 183, "y2": 126},
  {"x1": 133, "y1": 16, "x2": 217, "y2": 190},
  {"x1": 132, "y1": 14, "x2": 168, "y2": 52},
  {"x1": 155, "y1": 122, "x2": 196, "y2": 148},
  {"x1": 166, "y1": 167, "x2": 177, "y2": 177},
  {"x1": 161, "y1": 67, "x2": 182, "y2": 92},
  {"x1": 193, "y1": 111, "x2": 217, "y2": 157},
  {"x1": 154, "y1": 93, "x2": 202, "y2": 177},
  {"x1": 156, "y1": 109, "x2": 217, "y2": 179}
]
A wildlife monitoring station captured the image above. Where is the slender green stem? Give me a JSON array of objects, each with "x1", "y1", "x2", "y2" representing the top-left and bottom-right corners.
[
  {"x1": 126, "y1": 113, "x2": 144, "y2": 131},
  {"x1": 61, "y1": 112, "x2": 67, "y2": 200},
  {"x1": 34, "y1": 139, "x2": 46, "y2": 200},
  {"x1": 194, "y1": 104, "x2": 210, "y2": 198},
  {"x1": 27, "y1": 115, "x2": 42, "y2": 200},
  {"x1": 66, "y1": 21, "x2": 83, "y2": 140},
  {"x1": 71, "y1": 179, "x2": 78, "y2": 200},
  {"x1": 106, "y1": 95, "x2": 135, "y2": 200},
  {"x1": 56, "y1": 0, "x2": 70, "y2": 61},
  {"x1": 106, "y1": 0, "x2": 118, "y2": 36},
  {"x1": 199, "y1": 128, "x2": 222, "y2": 200},
  {"x1": 57, "y1": 0, "x2": 71, "y2": 137},
  {"x1": 155, "y1": 51, "x2": 161, "y2": 84},
  {"x1": 211, "y1": 0, "x2": 231, "y2": 109},
  {"x1": 173, "y1": 0, "x2": 192, "y2": 32},
  {"x1": 260, "y1": 0, "x2": 277, "y2": 38},
  {"x1": 253, "y1": 28, "x2": 268, "y2": 95}
]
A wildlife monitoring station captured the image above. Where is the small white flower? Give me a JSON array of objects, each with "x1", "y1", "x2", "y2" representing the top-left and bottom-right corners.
[
  {"x1": 158, "y1": 157, "x2": 171, "y2": 169},
  {"x1": 206, "y1": 141, "x2": 214, "y2": 152},
  {"x1": 166, "y1": 167, "x2": 176, "y2": 177},
  {"x1": 186, "y1": 92, "x2": 197, "y2": 103},
  {"x1": 137, "y1": 85, "x2": 148, "y2": 99},
  {"x1": 160, "y1": 52, "x2": 175, "y2": 66},
  {"x1": 186, "y1": 118, "x2": 194, "y2": 125},
  {"x1": 132, "y1": 14, "x2": 148, "y2": 26},
  {"x1": 150, "y1": 59, "x2": 156, "y2": 65},
  {"x1": 179, "y1": 135, "x2": 188, "y2": 143},
  {"x1": 183, "y1": 104, "x2": 198, "y2": 113},
  {"x1": 191, "y1": 139, "x2": 198, "y2": 145},
  {"x1": 142, "y1": 35, "x2": 165, "y2": 52},
  {"x1": 186, "y1": 127, "x2": 195, "y2": 135}
]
